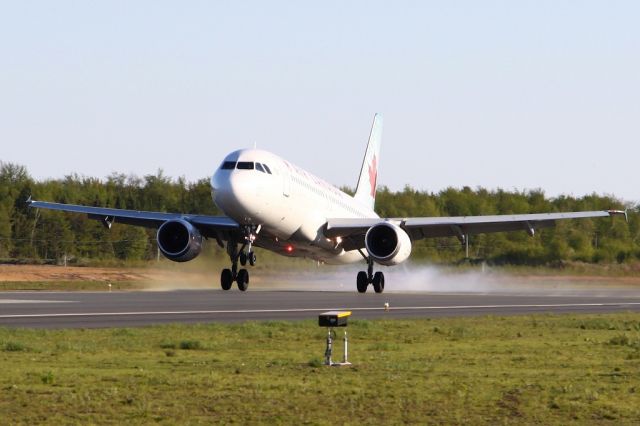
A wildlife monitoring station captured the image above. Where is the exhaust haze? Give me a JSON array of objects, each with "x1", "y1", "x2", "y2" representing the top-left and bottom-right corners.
[{"x1": 140, "y1": 262, "x2": 640, "y2": 297}]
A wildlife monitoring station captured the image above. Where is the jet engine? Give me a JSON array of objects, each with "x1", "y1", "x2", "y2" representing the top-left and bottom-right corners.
[
  {"x1": 364, "y1": 222, "x2": 412, "y2": 266},
  {"x1": 157, "y1": 219, "x2": 202, "y2": 262}
]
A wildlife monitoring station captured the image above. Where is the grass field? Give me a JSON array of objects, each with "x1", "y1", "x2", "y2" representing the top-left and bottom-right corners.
[
  {"x1": 0, "y1": 281, "x2": 143, "y2": 291},
  {"x1": 1, "y1": 314, "x2": 640, "y2": 424}
]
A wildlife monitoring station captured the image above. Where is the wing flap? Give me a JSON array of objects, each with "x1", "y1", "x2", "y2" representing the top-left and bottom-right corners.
[
  {"x1": 29, "y1": 200, "x2": 239, "y2": 238},
  {"x1": 402, "y1": 211, "x2": 610, "y2": 239},
  {"x1": 325, "y1": 210, "x2": 619, "y2": 251}
]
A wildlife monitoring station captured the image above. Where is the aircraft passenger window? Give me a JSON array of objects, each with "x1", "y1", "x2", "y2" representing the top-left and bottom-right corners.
[
  {"x1": 255, "y1": 163, "x2": 266, "y2": 173},
  {"x1": 263, "y1": 164, "x2": 272, "y2": 174},
  {"x1": 237, "y1": 162, "x2": 254, "y2": 170},
  {"x1": 221, "y1": 161, "x2": 236, "y2": 170}
]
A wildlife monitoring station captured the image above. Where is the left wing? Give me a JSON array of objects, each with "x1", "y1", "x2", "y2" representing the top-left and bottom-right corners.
[
  {"x1": 325, "y1": 210, "x2": 627, "y2": 251},
  {"x1": 28, "y1": 199, "x2": 240, "y2": 242}
]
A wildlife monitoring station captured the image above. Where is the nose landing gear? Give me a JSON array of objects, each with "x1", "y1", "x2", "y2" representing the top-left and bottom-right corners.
[
  {"x1": 239, "y1": 250, "x2": 256, "y2": 267},
  {"x1": 220, "y1": 226, "x2": 259, "y2": 291},
  {"x1": 356, "y1": 255, "x2": 385, "y2": 294}
]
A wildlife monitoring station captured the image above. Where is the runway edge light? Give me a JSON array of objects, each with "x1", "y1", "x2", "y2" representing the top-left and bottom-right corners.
[{"x1": 318, "y1": 311, "x2": 352, "y2": 366}]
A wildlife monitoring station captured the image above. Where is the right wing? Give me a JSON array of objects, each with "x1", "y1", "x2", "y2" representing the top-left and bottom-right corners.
[
  {"x1": 28, "y1": 199, "x2": 240, "y2": 243},
  {"x1": 325, "y1": 210, "x2": 627, "y2": 251}
]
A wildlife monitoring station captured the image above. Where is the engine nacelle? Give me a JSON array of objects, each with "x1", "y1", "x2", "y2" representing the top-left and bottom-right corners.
[
  {"x1": 157, "y1": 219, "x2": 202, "y2": 262},
  {"x1": 365, "y1": 222, "x2": 412, "y2": 266}
]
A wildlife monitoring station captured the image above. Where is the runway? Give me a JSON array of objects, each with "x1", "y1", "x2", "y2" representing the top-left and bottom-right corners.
[{"x1": 2, "y1": 289, "x2": 640, "y2": 328}]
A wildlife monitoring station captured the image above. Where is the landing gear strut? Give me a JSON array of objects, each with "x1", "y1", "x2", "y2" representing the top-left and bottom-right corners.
[
  {"x1": 356, "y1": 254, "x2": 384, "y2": 294},
  {"x1": 220, "y1": 226, "x2": 259, "y2": 291}
]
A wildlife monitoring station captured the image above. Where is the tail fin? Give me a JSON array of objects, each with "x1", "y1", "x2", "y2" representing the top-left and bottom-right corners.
[{"x1": 353, "y1": 113, "x2": 383, "y2": 210}]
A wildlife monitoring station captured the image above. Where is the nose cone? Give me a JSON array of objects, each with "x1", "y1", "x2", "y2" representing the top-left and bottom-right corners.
[{"x1": 212, "y1": 170, "x2": 263, "y2": 223}]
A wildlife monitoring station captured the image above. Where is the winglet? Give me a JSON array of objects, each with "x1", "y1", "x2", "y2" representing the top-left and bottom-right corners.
[{"x1": 607, "y1": 209, "x2": 628, "y2": 222}]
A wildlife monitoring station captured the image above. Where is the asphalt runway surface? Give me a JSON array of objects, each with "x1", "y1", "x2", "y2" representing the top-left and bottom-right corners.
[{"x1": 2, "y1": 288, "x2": 640, "y2": 328}]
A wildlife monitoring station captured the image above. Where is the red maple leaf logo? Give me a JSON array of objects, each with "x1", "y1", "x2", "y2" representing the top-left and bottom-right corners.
[{"x1": 368, "y1": 155, "x2": 378, "y2": 197}]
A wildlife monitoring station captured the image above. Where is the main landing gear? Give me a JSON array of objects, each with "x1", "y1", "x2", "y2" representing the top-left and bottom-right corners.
[
  {"x1": 220, "y1": 226, "x2": 258, "y2": 291},
  {"x1": 356, "y1": 255, "x2": 384, "y2": 294}
]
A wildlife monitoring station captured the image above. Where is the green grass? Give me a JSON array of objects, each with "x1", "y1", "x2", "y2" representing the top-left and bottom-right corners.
[{"x1": 2, "y1": 314, "x2": 640, "y2": 424}]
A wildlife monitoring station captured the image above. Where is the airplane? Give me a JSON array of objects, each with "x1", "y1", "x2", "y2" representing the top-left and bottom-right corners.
[{"x1": 27, "y1": 114, "x2": 627, "y2": 293}]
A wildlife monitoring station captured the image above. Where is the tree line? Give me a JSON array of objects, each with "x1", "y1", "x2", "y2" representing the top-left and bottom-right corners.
[{"x1": 1, "y1": 161, "x2": 638, "y2": 265}]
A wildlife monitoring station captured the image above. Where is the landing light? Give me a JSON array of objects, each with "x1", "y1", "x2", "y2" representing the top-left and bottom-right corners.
[{"x1": 285, "y1": 244, "x2": 294, "y2": 253}]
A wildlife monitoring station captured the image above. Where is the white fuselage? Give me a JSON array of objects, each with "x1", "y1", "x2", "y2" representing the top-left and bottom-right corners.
[{"x1": 211, "y1": 149, "x2": 378, "y2": 264}]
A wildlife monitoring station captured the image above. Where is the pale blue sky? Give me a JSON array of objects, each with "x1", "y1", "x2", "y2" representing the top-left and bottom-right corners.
[{"x1": 1, "y1": 1, "x2": 639, "y2": 202}]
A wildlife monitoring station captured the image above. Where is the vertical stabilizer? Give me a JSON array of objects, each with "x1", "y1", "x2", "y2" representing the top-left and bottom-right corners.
[{"x1": 353, "y1": 114, "x2": 383, "y2": 210}]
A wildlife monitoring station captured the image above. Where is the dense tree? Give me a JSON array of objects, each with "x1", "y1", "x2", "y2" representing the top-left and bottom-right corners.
[{"x1": 0, "y1": 161, "x2": 637, "y2": 265}]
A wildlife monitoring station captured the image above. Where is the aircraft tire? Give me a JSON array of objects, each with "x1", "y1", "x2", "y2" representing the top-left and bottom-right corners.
[
  {"x1": 237, "y1": 269, "x2": 249, "y2": 291},
  {"x1": 221, "y1": 269, "x2": 233, "y2": 290},
  {"x1": 239, "y1": 252, "x2": 247, "y2": 266},
  {"x1": 356, "y1": 271, "x2": 368, "y2": 293},
  {"x1": 248, "y1": 251, "x2": 256, "y2": 266},
  {"x1": 373, "y1": 271, "x2": 385, "y2": 294}
]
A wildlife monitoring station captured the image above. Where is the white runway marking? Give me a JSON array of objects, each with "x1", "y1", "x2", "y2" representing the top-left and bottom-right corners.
[
  {"x1": 0, "y1": 299, "x2": 75, "y2": 304},
  {"x1": 0, "y1": 302, "x2": 639, "y2": 319}
]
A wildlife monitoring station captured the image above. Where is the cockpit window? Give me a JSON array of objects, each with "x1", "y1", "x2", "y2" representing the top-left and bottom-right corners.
[
  {"x1": 237, "y1": 161, "x2": 254, "y2": 170},
  {"x1": 263, "y1": 164, "x2": 272, "y2": 174},
  {"x1": 255, "y1": 163, "x2": 266, "y2": 173},
  {"x1": 221, "y1": 161, "x2": 236, "y2": 170}
]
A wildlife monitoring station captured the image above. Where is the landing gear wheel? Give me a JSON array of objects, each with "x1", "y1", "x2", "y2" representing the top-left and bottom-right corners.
[
  {"x1": 220, "y1": 269, "x2": 233, "y2": 290},
  {"x1": 239, "y1": 251, "x2": 247, "y2": 266},
  {"x1": 357, "y1": 271, "x2": 368, "y2": 293},
  {"x1": 237, "y1": 269, "x2": 249, "y2": 291},
  {"x1": 248, "y1": 251, "x2": 256, "y2": 266},
  {"x1": 373, "y1": 271, "x2": 385, "y2": 294}
]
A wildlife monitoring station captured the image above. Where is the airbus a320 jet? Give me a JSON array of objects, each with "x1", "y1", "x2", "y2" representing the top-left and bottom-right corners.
[{"x1": 28, "y1": 114, "x2": 626, "y2": 293}]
